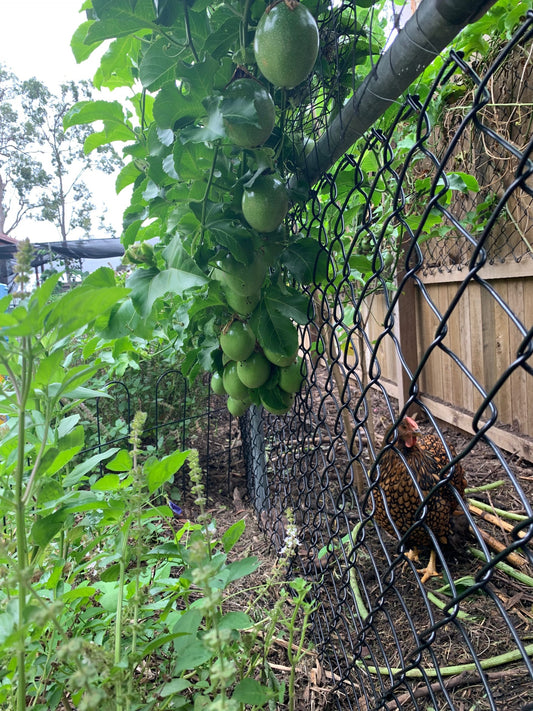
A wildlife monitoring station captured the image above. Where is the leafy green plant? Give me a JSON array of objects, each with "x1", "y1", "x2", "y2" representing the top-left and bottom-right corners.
[
  {"x1": 63, "y1": 0, "x2": 382, "y2": 416},
  {"x1": 0, "y1": 266, "x2": 314, "y2": 709},
  {"x1": 0, "y1": 268, "x2": 127, "y2": 710}
]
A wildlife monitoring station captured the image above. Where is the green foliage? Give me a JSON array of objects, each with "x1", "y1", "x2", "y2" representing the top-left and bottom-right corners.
[
  {"x1": 0, "y1": 274, "x2": 314, "y2": 710},
  {"x1": 65, "y1": 0, "x2": 374, "y2": 406}
]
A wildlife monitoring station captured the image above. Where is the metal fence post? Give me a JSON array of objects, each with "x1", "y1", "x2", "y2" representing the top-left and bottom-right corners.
[{"x1": 242, "y1": 405, "x2": 270, "y2": 514}]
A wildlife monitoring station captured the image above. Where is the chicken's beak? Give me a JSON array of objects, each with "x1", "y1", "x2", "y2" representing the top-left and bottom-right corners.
[{"x1": 405, "y1": 415, "x2": 420, "y2": 434}]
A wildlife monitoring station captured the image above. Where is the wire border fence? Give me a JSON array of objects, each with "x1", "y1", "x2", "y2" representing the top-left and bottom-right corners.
[{"x1": 241, "y1": 8, "x2": 533, "y2": 711}]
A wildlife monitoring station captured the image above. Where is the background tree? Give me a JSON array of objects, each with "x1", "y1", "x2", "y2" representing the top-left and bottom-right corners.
[{"x1": 0, "y1": 65, "x2": 122, "y2": 257}]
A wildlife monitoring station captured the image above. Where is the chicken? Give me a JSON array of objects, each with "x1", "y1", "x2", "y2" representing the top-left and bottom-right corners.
[{"x1": 371, "y1": 416, "x2": 467, "y2": 583}]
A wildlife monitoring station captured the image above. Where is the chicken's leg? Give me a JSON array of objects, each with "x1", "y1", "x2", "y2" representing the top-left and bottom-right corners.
[{"x1": 418, "y1": 548, "x2": 439, "y2": 584}]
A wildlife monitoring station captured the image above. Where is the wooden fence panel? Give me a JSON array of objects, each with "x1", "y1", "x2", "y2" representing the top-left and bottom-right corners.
[{"x1": 359, "y1": 263, "x2": 533, "y2": 454}]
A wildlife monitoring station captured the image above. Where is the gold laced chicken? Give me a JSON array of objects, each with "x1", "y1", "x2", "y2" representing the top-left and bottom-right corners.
[{"x1": 372, "y1": 416, "x2": 468, "y2": 583}]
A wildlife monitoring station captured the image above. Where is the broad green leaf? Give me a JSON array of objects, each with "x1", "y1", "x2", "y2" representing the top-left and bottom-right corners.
[
  {"x1": 159, "y1": 678, "x2": 191, "y2": 698},
  {"x1": 172, "y1": 141, "x2": 213, "y2": 180},
  {"x1": 447, "y1": 171, "x2": 480, "y2": 193},
  {"x1": 209, "y1": 221, "x2": 255, "y2": 261},
  {"x1": 232, "y1": 678, "x2": 271, "y2": 706},
  {"x1": 173, "y1": 639, "x2": 212, "y2": 673},
  {"x1": 116, "y1": 161, "x2": 142, "y2": 193},
  {"x1": 219, "y1": 94, "x2": 262, "y2": 127},
  {"x1": 263, "y1": 285, "x2": 310, "y2": 325},
  {"x1": 251, "y1": 305, "x2": 298, "y2": 356},
  {"x1": 145, "y1": 449, "x2": 190, "y2": 494},
  {"x1": 221, "y1": 519, "x2": 246, "y2": 553},
  {"x1": 129, "y1": 267, "x2": 207, "y2": 318},
  {"x1": 211, "y1": 556, "x2": 259, "y2": 588},
  {"x1": 172, "y1": 608, "x2": 203, "y2": 636},
  {"x1": 153, "y1": 81, "x2": 204, "y2": 130},
  {"x1": 94, "y1": 581, "x2": 120, "y2": 611},
  {"x1": 180, "y1": 96, "x2": 226, "y2": 144},
  {"x1": 33, "y1": 350, "x2": 65, "y2": 391},
  {"x1": 31, "y1": 509, "x2": 69, "y2": 547},
  {"x1": 84, "y1": 124, "x2": 134, "y2": 153},
  {"x1": 281, "y1": 237, "x2": 329, "y2": 284},
  {"x1": 47, "y1": 286, "x2": 127, "y2": 338},
  {"x1": 57, "y1": 415, "x2": 81, "y2": 439},
  {"x1": 63, "y1": 100, "x2": 128, "y2": 129},
  {"x1": 36, "y1": 426, "x2": 85, "y2": 478},
  {"x1": 203, "y1": 15, "x2": 240, "y2": 60},
  {"x1": 86, "y1": 4, "x2": 156, "y2": 43},
  {"x1": 39, "y1": 445, "x2": 84, "y2": 478},
  {"x1": 55, "y1": 364, "x2": 99, "y2": 400},
  {"x1": 139, "y1": 36, "x2": 181, "y2": 90},
  {"x1": 91, "y1": 474, "x2": 120, "y2": 491},
  {"x1": 163, "y1": 239, "x2": 205, "y2": 275},
  {"x1": 177, "y1": 57, "x2": 221, "y2": 99},
  {"x1": 30, "y1": 272, "x2": 62, "y2": 310},
  {"x1": 94, "y1": 36, "x2": 139, "y2": 89},
  {"x1": 63, "y1": 449, "x2": 119, "y2": 487},
  {"x1": 218, "y1": 611, "x2": 253, "y2": 630},
  {"x1": 106, "y1": 449, "x2": 133, "y2": 472},
  {"x1": 100, "y1": 563, "x2": 121, "y2": 582},
  {"x1": 37, "y1": 480, "x2": 65, "y2": 507},
  {"x1": 62, "y1": 587, "x2": 97, "y2": 602},
  {"x1": 0, "y1": 605, "x2": 17, "y2": 645},
  {"x1": 98, "y1": 298, "x2": 154, "y2": 340},
  {"x1": 70, "y1": 20, "x2": 102, "y2": 63},
  {"x1": 61, "y1": 385, "x2": 112, "y2": 401}
]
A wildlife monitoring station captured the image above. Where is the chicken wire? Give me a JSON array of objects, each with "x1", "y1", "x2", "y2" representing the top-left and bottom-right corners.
[{"x1": 242, "y1": 4, "x2": 533, "y2": 710}]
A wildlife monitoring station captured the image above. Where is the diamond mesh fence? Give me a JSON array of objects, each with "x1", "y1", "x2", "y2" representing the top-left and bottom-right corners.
[{"x1": 242, "y1": 4, "x2": 533, "y2": 709}]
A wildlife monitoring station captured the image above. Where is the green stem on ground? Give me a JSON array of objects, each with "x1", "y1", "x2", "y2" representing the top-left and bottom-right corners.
[
  {"x1": 357, "y1": 642, "x2": 533, "y2": 678},
  {"x1": 464, "y1": 480, "x2": 505, "y2": 494},
  {"x1": 469, "y1": 547, "x2": 533, "y2": 587},
  {"x1": 467, "y1": 498, "x2": 529, "y2": 522}
]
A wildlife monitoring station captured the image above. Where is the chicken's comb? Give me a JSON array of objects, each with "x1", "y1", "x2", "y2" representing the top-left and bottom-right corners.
[{"x1": 405, "y1": 415, "x2": 420, "y2": 431}]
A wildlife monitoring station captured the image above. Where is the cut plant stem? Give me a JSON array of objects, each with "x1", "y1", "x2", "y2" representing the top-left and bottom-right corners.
[
  {"x1": 469, "y1": 547, "x2": 533, "y2": 587},
  {"x1": 468, "y1": 498, "x2": 529, "y2": 522},
  {"x1": 469, "y1": 503, "x2": 529, "y2": 540},
  {"x1": 472, "y1": 527, "x2": 527, "y2": 569},
  {"x1": 465, "y1": 480, "x2": 505, "y2": 493},
  {"x1": 357, "y1": 642, "x2": 533, "y2": 677}
]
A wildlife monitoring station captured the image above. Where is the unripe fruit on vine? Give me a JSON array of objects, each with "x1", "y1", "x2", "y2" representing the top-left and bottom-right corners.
[
  {"x1": 260, "y1": 386, "x2": 294, "y2": 415},
  {"x1": 227, "y1": 396, "x2": 250, "y2": 417},
  {"x1": 213, "y1": 253, "x2": 267, "y2": 296},
  {"x1": 262, "y1": 345, "x2": 297, "y2": 367},
  {"x1": 220, "y1": 320, "x2": 256, "y2": 362},
  {"x1": 254, "y1": 1, "x2": 319, "y2": 88},
  {"x1": 222, "y1": 78, "x2": 276, "y2": 148},
  {"x1": 242, "y1": 174, "x2": 288, "y2": 233},
  {"x1": 237, "y1": 351, "x2": 271, "y2": 389},
  {"x1": 279, "y1": 356, "x2": 306, "y2": 393},
  {"x1": 224, "y1": 287, "x2": 261, "y2": 317},
  {"x1": 223, "y1": 361, "x2": 251, "y2": 400},
  {"x1": 211, "y1": 371, "x2": 226, "y2": 396}
]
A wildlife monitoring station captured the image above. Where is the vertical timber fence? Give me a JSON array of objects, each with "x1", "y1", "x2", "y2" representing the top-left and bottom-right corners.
[{"x1": 243, "y1": 5, "x2": 533, "y2": 711}]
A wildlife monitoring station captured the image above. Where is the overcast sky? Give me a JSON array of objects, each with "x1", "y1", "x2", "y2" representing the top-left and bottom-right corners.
[
  {"x1": 0, "y1": 0, "x2": 95, "y2": 86},
  {"x1": 0, "y1": 0, "x2": 129, "y2": 244}
]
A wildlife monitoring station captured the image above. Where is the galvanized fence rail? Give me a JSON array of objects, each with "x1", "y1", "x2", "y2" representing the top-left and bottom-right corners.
[{"x1": 242, "y1": 8, "x2": 533, "y2": 711}]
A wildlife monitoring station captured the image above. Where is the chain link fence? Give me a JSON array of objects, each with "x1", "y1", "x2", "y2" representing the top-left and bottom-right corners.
[{"x1": 242, "y1": 5, "x2": 533, "y2": 710}]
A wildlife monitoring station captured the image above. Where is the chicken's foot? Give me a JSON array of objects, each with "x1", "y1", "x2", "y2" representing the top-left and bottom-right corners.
[{"x1": 418, "y1": 548, "x2": 439, "y2": 584}]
